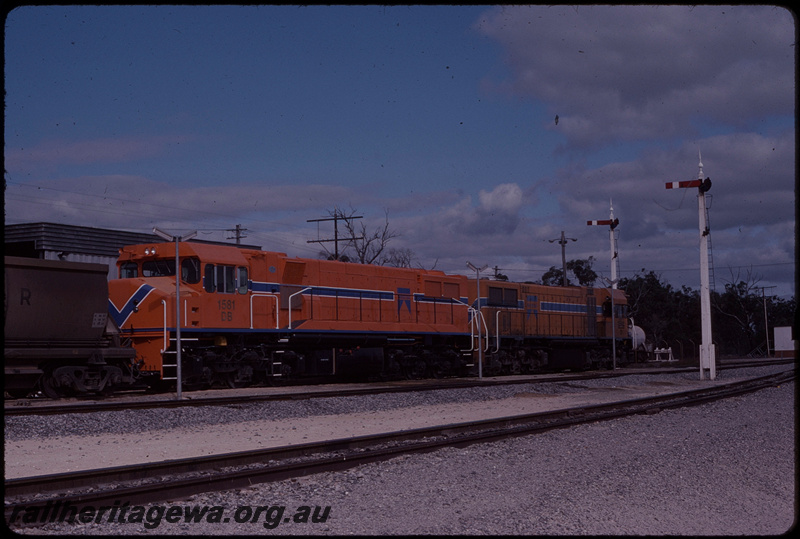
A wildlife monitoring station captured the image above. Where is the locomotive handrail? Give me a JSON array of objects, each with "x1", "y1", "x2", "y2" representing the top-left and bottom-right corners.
[
  {"x1": 462, "y1": 306, "x2": 489, "y2": 353},
  {"x1": 288, "y1": 287, "x2": 312, "y2": 329},
  {"x1": 481, "y1": 309, "x2": 489, "y2": 352},
  {"x1": 250, "y1": 293, "x2": 279, "y2": 329},
  {"x1": 446, "y1": 298, "x2": 477, "y2": 353},
  {"x1": 160, "y1": 299, "x2": 168, "y2": 353},
  {"x1": 492, "y1": 309, "x2": 519, "y2": 353},
  {"x1": 463, "y1": 307, "x2": 477, "y2": 352},
  {"x1": 494, "y1": 310, "x2": 503, "y2": 354}
]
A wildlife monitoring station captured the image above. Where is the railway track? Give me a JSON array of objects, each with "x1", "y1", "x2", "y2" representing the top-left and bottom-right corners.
[
  {"x1": 5, "y1": 358, "x2": 792, "y2": 417},
  {"x1": 3, "y1": 370, "x2": 633, "y2": 416},
  {"x1": 6, "y1": 368, "x2": 794, "y2": 527}
]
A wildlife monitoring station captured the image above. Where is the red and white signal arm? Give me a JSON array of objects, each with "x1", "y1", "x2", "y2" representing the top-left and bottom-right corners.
[
  {"x1": 665, "y1": 178, "x2": 711, "y2": 192},
  {"x1": 665, "y1": 179, "x2": 702, "y2": 189},
  {"x1": 586, "y1": 218, "x2": 619, "y2": 229}
]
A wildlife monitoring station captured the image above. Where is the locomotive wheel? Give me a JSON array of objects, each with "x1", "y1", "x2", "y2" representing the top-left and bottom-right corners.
[
  {"x1": 429, "y1": 360, "x2": 444, "y2": 379},
  {"x1": 268, "y1": 362, "x2": 293, "y2": 386},
  {"x1": 225, "y1": 373, "x2": 246, "y2": 389},
  {"x1": 225, "y1": 366, "x2": 254, "y2": 389},
  {"x1": 430, "y1": 355, "x2": 455, "y2": 379},
  {"x1": 405, "y1": 357, "x2": 427, "y2": 380},
  {"x1": 181, "y1": 380, "x2": 211, "y2": 391}
]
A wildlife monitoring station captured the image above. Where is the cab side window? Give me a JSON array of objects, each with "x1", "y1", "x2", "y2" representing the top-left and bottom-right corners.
[
  {"x1": 217, "y1": 265, "x2": 235, "y2": 293},
  {"x1": 237, "y1": 267, "x2": 249, "y2": 294},
  {"x1": 204, "y1": 264, "x2": 248, "y2": 294},
  {"x1": 181, "y1": 258, "x2": 201, "y2": 284},
  {"x1": 204, "y1": 264, "x2": 216, "y2": 292},
  {"x1": 119, "y1": 262, "x2": 138, "y2": 278}
]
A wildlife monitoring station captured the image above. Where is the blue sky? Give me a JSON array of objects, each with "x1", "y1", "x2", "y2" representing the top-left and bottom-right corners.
[{"x1": 4, "y1": 5, "x2": 796, "y2": 298}]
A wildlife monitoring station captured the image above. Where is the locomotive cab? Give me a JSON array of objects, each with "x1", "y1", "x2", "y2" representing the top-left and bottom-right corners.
[{"x1": 110, "y1": 242, "x2": 255, "y2": 387}]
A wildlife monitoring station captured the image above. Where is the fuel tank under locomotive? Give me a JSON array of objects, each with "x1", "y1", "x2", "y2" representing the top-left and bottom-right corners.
[{"x1": 4, "y1": 256, "x2": 137, "y2": 397}]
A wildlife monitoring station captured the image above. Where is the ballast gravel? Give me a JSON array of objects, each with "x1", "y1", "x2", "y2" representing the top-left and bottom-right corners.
[{"x1": 7, "y1": 365, "x2": 796, "y2": 535}]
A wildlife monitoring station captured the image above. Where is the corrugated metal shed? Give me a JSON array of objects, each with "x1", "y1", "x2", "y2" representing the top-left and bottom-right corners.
[{"x1": 5, "y1": 222, "x2": 161, "y2": 258}]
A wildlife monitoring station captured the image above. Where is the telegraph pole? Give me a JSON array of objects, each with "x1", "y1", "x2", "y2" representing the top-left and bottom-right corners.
[
  {"x1": 307, "y1": 209, "x2": 363, "y2": 260},
  {"x1": 756, "y1": 286, "x2": 777, "y2": 357},
  {"x1": 548, "y1": 231, "x2": 577, "y2": 286},
  {"x1": 666, "y1": 152, "x2": 715, "y2": 379}
]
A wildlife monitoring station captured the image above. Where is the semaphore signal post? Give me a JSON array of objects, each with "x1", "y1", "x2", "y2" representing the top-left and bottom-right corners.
[
  {"x1": 666, "y1": 152, "x2": 715, "y2": 380},
  {"x1": 587, "y1": 200, "x2": 620, "y2": 289}
]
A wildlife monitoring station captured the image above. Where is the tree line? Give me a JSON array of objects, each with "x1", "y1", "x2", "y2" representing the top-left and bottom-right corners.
[
  {"x1": 532, "y1": 256, "x2": 794, "y2": 359},
  {"x1": 619, "y1": 269, "x2": 795, "y2": 359}
]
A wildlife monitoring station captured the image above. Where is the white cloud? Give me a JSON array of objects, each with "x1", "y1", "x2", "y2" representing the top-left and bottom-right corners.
[
  {"x1": 475, "y1": 5, "x2": 794, "y2": 147},
  {"x1": 478, "y1": 182, "x2": 523, "y2": 213}
]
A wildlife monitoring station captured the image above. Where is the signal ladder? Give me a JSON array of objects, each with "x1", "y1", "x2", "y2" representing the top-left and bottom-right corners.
[
  {"x1": 704, "y1": 194, "x2": 716, "y2": 292},
  {"x1": 612, "y1": 228, "x2": 621, "y2": 286}
]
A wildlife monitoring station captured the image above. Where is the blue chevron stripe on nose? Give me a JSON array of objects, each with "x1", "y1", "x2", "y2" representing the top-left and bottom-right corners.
[{"x1": 108, "y1": 284, "x2": 155, "y2": 327}]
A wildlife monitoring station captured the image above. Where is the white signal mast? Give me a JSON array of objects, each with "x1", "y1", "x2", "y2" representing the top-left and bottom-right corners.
[
  {"x1": 665, "y1": 152, "x2": 715, "y2": 380},
  {"x1": 587, "y1": 199, "x2": 620, "y2": 289}
]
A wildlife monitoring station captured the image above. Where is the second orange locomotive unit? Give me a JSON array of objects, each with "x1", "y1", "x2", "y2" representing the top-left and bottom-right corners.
[{"x1": 108, "y1": 242, "x2": 633, "y2": 389}]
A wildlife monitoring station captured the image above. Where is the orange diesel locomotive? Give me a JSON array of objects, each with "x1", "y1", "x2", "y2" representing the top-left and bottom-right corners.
[
  {"x1": 108, "y1": 242, "x2": 633, "y2": 389},
  {"x1": 109, "y1": 242, "x2": 472, "y2": 387},
  {"x1": 467, "y1": 279, "x2": 630, "y2": 375}
]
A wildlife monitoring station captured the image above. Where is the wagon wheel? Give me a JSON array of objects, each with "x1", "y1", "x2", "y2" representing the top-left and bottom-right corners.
[
  {"x1": 5, "y1": 388, "x2": 32, "y2": 399},
  {"x1": 40, "y1": 375, "x2": 69, "y2": 399}
]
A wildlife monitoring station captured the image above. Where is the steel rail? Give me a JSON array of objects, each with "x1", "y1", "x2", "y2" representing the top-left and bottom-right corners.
[{"x1": 6, "y1": 369, "x2": 794, "y2": 526}]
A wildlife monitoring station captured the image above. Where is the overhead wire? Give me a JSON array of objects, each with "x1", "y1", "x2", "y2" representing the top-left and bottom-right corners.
[{"x1": 6, "y1": 179, "x2": 795, "y2": 279}]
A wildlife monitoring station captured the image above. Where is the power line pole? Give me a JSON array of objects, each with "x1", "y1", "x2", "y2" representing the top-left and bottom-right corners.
[
  {"x1": 548, "y1": 231, "x2": 577, "y2": 286},
  {"x1": 307, "y1": 209, "x2": 363, "y2": 260},
  {"x1": 227, "y1": 224, "x2": 247, "y2": 245}
]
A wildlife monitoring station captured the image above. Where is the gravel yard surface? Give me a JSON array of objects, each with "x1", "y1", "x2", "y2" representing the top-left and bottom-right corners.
[{"x1": 7, "y1": 365, "x2": 796, "y2": 535}]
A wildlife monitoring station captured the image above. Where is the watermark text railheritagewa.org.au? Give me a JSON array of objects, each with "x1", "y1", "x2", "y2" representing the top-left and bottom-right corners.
[{"x1": 8, "y1": 500, "x2": 331, "y2": 530}]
